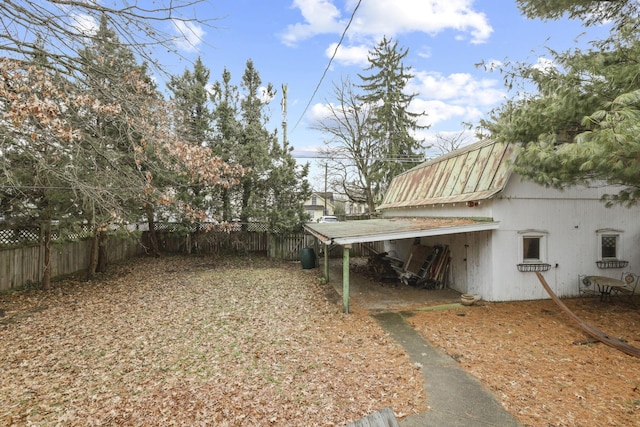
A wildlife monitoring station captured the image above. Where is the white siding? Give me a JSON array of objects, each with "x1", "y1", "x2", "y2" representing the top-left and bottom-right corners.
[
  {"x1": 381, "y1": 175, "x2": 640, "y2": 302},
  {"x1": 490, "y1": 178, "x2": 640, "y2": 301}
]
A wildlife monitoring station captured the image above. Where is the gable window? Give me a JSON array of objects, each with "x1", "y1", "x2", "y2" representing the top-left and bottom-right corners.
[
  {"x1": 596, "y1": 229, "x2": 628, "y2": 268},
  {"x1": 311, "y1": 196, "x2": 317, "y2": 205},
  {"x1": 517, "y1": 230, "x2": 550, "y2": 272}
]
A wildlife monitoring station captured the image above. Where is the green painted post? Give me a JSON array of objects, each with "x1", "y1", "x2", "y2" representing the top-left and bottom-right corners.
[
  {"x1": 324, "y1": 245, "x2": 329, "y2": 283},
  {"x1": 343, "y1": 245, "x2": 351, "y2": 314}
]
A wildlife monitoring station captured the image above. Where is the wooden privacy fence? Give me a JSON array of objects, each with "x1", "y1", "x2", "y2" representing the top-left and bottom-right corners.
[
  {"x1": 1, "y1": 223, "x2": 384, "y2": 291},
  {"x1": 152, "y1": 229, "x2": 383, "y2": 261},
  {"x1": 0, "y1": 235, "x2": 144, "y2": 292}
]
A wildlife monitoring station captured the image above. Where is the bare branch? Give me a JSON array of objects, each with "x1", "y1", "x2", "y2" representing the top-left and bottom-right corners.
[{"x1": 0, "y1": 0, "x2": 219, "y2": 76}]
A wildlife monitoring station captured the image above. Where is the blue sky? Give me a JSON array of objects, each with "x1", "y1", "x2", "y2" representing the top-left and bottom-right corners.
[{"x1": 138, "y1": 1, "x2": 609, "y2": 188}]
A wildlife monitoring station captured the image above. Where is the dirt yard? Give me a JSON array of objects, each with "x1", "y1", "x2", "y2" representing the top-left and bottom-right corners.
[
  {"x1": 336, "y1": 257, "x2": 640, "y2": 426},
  {"x1": 405, "y1": 298, "x2": 640, "y2": 427},
  {"x1": 0, "y1": 256, "x2": 425, "y2": 426},
  {"x1": 1, "y1": 254, "x2": 640, "y2": 426}
]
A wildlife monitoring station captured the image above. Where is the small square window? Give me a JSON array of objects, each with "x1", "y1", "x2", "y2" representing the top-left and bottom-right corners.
[
  {"x1": 601, "y1": 235, "x2": 618, "y2": 259},
  {"x1": 523, "y1": 236, "x2": 541, "y2": 262}
]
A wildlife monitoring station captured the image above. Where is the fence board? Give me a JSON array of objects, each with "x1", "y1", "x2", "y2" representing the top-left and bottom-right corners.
[
  {"x1": 1, "y1": 227, "x2": 386, "y2": 291},
  {"x1": 0, "y1": 236, "x2": 145, "y2": 292}
]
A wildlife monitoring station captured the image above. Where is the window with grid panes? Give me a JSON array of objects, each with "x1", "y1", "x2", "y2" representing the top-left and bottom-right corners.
[{"x1": 601, "y1": 235, "x2": 618, "y2": 259}]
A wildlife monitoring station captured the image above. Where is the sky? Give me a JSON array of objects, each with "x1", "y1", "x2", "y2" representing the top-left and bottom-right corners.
[{"x1": 99, "y1": 1, "x2": 611, "y2": 189}]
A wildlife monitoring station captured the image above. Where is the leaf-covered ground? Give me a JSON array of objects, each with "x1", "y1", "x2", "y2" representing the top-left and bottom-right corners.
[
  {"x1": 0, "y1": 256, "x2": 425, "y2": 426},
  {"x1": 405, "y1": 298, "x2": 640, "y2": 427}
]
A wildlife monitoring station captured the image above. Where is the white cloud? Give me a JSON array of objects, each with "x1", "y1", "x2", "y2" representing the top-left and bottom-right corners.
[
  {"x1": 260, "y1": 86, "x2": 276, "y2": 104},
  {"x1": 281, "y1": 0, "x2": 493, "y2": 46},
  {"x1": 172, "y1": 19, "x2": 206, "y2": 53},
  {"x1": 410, "y1": 71, "x2": 504, "y2": 105},
  {"x1": 281, "y1": 0, "x2": 345, "y2": 46},
  {"x1": 532, "y1": 57, "x2": 556, "y2": 73},
  {"x1": 417, "y1": 46, "x2": 433, "y2": 59},
  {"x1": 411, "y1": 99, "x2": 470, "y2": 127},
  {"x1": 407, "y1": 70, "x2": 504, "y2": 127},
  {"x1": 308, "y1": 102, "x2": 334, "y2": 122},
  {"x1": 69, "y1": 13, "x2": 98, "y2": 36},
  {"x1": 325, "y1": 42, "x2": 370, "y2": 67}
]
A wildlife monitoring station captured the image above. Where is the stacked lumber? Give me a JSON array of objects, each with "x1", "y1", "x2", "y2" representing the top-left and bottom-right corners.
[{"x1": 388, "y1": 244, "x2": 450, "y2": 289}]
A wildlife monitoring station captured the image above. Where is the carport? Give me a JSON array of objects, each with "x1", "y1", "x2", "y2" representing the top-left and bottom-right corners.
[{"x1": 304, "y1": 217, "x2": 500, "y2": 313}]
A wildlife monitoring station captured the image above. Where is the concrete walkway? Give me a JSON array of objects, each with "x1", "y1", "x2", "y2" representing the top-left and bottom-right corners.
[
  {"x1": 323, "y1": 259, "x2": 521, "y2": 425},
  {"x1": 374, "y1": 312, "x2": 522, "y2": 426}
]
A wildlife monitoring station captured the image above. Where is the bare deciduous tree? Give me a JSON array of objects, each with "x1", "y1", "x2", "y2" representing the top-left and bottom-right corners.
[
  {"x1": 0, "y1": 0, "x2": 216, "y2": 77},
  {"x1": 312, "y1": 77, "x2": 379, "y2": 213}
]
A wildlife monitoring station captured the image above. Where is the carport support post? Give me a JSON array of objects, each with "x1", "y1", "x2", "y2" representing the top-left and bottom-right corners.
[
  {"x1": 323, "y1": 244, "x2": 329, "y2": 283},
  {"x1": 343, "y1": 244, "x2": 351, "y2": 314}
]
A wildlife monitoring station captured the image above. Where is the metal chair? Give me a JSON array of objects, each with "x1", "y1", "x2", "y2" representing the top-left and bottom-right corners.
[
  {"x1": 578, "y1": 274, "x2": 598, "y2": 300},
  {"x1": 615, "y1": 272, "x2": 639, "y2": 304}
]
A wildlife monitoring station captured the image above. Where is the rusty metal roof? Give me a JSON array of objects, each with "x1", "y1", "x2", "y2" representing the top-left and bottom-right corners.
[
  {"x1": 304, "y1": 217, "x2": 499, "y2": 245},
  {"x1": 378, "y1": 140, "x2": 517, "y2": 211}
]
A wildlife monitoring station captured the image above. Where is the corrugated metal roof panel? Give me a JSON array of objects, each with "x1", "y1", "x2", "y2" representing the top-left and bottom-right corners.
[
  {"x1": 453, "y1": 148, "x2": 480, "y2": 195},
  {"x1": 378, "y1": 140, "x2": 516, "y2": 211}
]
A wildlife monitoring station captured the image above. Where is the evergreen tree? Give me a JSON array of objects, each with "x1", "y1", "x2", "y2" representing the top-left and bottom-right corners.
[
  {"x1": 76, "y1": 14, "x2": 159, "y2": 264},
  {"x1": 209, "y1": 62, "x2": 310, "y2": 230},
  {"x1": 237, "y1": 60, "x2": 276, "y2": 223},
  {"x1": 210, "y1": 68, "x2": 242, "y2": 221},
  {"x1": 167, "y1": 57, "x2": 214, "y2": 147},
  {"x1": 358, "y1": 36, "x2": 427, "y2": 197},
  {"x1": 0, "y1": 54, "x2": 77, "y2": 288},
  {"x1": 167, "y1": 57, "x2": 220, "y2": 222},
  {"x1": 516, "y1": 0, "x2": 638, "y2": 29},
  {"x1": 265, "y1": 85, "x2": 311, "y2": 231},
  {"x1": 483, "y1": 12, "x2": 640, "y2": 206}
]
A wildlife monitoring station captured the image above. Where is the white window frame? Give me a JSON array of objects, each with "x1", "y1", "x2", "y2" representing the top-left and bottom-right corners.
[
  {"x1": 518, "y1": 229, "x2": 548, "y2": 264},
  {"x1": 596, "y1": 228, "x2": 624, "y2": 261}
]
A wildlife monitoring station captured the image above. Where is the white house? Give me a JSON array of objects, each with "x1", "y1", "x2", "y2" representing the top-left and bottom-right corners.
[{"x1": 306, "y1": 139, "x2": 640, "y2": 308}]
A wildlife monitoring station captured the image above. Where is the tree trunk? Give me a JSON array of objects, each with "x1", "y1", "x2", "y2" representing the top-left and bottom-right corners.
[
  {"x1": 146, "y1": 204, "x2": 160, "y2": 257},
  {"x1": 97, "y1": 229, "x2": 108, "y2": 272},
  {"x1": 222, "y1": 188, "x2": 232, "y2": 221},
  {"x1": 87, "y1": 225, "x2": 100, "y2": 277},
  {"x1": 41, "y1": 221, "x2": 52, "y2": 290}
]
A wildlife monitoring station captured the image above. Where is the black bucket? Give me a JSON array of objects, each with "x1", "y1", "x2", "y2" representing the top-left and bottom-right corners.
[{"x1": 300, "y1": 247, "x2": 316, "y2": 269}]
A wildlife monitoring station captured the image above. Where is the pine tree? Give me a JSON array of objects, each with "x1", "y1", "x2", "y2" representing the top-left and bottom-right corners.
[
  {"x1": 484, "y1": 12, "x2": 640, "y2": 206},
  {"x1": 167, "y1": 57, "x2": 213, "y2": 146},
  {"x1": 237, "y1": 60, "x2": 276, "y2": 223},
  {"x1": 167, "y1": 57, "x2": 220, "y2": 222},
  {"x1": 265, "y1": 84, "x2": 311, "y2": 231},
  {"x1": 358, "y1": 36, "x2": 426, "y2": 197},
  {"x1": 211, "y1": 68, "x2": 242, "y2": 221},
  {"x1": 76, "y1": 14, "x2": 159, "y2": 264}
]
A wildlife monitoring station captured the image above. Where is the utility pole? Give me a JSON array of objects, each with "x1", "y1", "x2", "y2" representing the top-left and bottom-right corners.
[
  {"x1": 281, "y1": 84, "x2": 288, "y2": 148},
  {"x1": 324, "y1": 162, "x2": 328, "y2": 215}
]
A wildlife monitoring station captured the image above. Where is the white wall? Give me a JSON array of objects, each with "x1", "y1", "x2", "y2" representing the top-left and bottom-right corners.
[
  {"x1": 490, "y1": 178, "x2": 640, "y2": 301},
  {"x1": 381, "y1": 176, "x2": 640, "y2": 302},
  {"x1": 383, "y1": 230, "x2": 494, "y2": 298}
]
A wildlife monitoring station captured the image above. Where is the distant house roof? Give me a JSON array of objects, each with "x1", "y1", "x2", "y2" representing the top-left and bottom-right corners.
[{"x1": 378, "y1": 140, "x2": 517, "y2": 211}]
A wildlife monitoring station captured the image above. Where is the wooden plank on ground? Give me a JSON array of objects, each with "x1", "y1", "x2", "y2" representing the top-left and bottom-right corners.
[
  {"x1": 535, "y1": 272, "x2": 640, "y2": 358},
  {"x1": 345, "y1": 407, "x2": 400, "y2": 427}
]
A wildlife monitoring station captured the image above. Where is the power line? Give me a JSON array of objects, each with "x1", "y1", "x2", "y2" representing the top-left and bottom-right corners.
[
  {"x1": 291, "y1": 0, "x2": 363, "y2": 132},
  {"x1": 291, "y1": 153, "x2": 428, "y2": 162}
]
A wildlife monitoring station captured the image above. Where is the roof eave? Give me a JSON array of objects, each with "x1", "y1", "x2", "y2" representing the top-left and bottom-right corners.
[{"x1": 331, "y1": 221, "x2": 500, "y2": 245}]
